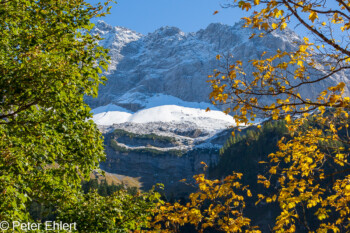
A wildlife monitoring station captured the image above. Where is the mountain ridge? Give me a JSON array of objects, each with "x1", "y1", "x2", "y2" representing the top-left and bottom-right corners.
[{"x1": 88, "y1": 19, "x2": 335, "y2": 110}]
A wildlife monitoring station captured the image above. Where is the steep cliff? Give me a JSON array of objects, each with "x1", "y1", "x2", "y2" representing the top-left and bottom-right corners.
[{"x1": 98, "y1": 119, "x2": 233, "y2": 196}]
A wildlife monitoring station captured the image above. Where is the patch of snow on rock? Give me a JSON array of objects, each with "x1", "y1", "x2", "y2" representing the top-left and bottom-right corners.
[{"x1": 91, "y1": 104, "x2": 236, "y2": 131}]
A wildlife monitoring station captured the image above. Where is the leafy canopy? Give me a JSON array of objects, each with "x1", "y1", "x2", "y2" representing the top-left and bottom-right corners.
[
  {"x1": 58, "y1": 187, "x2": 162, "y2": 232},
  {"x1": 153, "y1": 171, "x2": 260, "y2": 233},
  {"x1": 0, "y1": 0, "x2": 113, "y2": 221}
]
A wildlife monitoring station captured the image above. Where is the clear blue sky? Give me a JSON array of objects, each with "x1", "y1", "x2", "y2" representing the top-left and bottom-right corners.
[
  {"x1": 91, "y1": 0, "x2": 343, "y2": 42},
  {"x1": 93, "y1": 0, "x2": 250, "y2": 34}
]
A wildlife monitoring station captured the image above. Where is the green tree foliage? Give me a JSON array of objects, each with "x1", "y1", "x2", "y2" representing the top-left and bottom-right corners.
[
  {"x1": 58, "y1": 187, "x2": 162, "y2": 232},
  {"x1": 26, "y1": 179, "x2": 162, "y2": 232},
  {"x1": 0, "y1": 0, "x2": 114, "y2": 221},
  {"x1": 214, "y1": 121, "x2": 288, "y2": 184},
  {"x1": 28, "y1": 179, "x2": 129, "y2": 221},
  {"x1": 82, "y1": 179, "x2": 138, "y2": 197}
]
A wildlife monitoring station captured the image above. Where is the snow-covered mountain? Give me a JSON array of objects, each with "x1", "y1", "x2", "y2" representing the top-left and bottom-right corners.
[
  {"x1": 87, "y1": 20, "x2": 298, "y2": 109},
  {"x1": 86, "y1": 20, "x2": 350, "y2": 111}
]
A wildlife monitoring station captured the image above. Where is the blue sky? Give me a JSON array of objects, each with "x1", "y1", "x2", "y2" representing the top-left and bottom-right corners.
[
  {"x1": 94, "y1": 0, "x2": 250, "y2": 34},
  {"x1": 91, "y1": 0, "x2": 343, "y2": 43}
]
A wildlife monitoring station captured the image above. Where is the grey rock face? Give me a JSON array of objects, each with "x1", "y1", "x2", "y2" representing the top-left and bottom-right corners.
[
  {"x1": 101, "y1": 146, "x2": 219, "y2": 196},
  {"x1": 99, "y1": 121, "x2": 227, "y2": 196},
  {"x1": 86, "y1": 20, "x2": 350, "y2": 110}
]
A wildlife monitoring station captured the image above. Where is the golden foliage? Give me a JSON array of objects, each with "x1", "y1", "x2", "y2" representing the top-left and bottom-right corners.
[
  {"x1": 152, "y1": 173, "x2": 260, "y2": 233},
  {"x1": 207, "y1": 0, "x2": 350, "y2": 232},
  {"x1": 156, "y1": 0, "x2": 350, "y2": 232},
  {"x1": 258, "y1": 120, "x2": 350, "y2": 232}
]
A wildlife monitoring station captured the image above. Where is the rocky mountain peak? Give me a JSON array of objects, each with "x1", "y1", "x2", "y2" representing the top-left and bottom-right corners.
[
  {"x1": 153, "y1": 26, "x2": 184, "y2": 37},
  {"x1": 200, "y1": 22, "x2": 233, "y2": 35},
  {"x1": 91, "y1": 20, "x2": 142, "y2": 74},
  {"x1": 94, "y1": 20, "x2": 114, "y2": 32}
]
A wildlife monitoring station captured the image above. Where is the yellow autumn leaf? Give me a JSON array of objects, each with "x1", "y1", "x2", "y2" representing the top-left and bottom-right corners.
[
  {"x1": 297, "y1": 60, "x2": 304, "y2": 67},
  {"x1": 285, "y1": 114, "x2": 291, "y2": 123},
  {"x1": 309, "y1": 11, "x2": 318, "y2": 22}
]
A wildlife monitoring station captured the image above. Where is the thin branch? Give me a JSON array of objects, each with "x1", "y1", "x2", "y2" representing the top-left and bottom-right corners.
[
  {"x1": 0, "y1": 101, "x2": 38, "y2": 120},
  {"x1": 283, "y1": 0, "x2": 350, "y2": 57}
]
